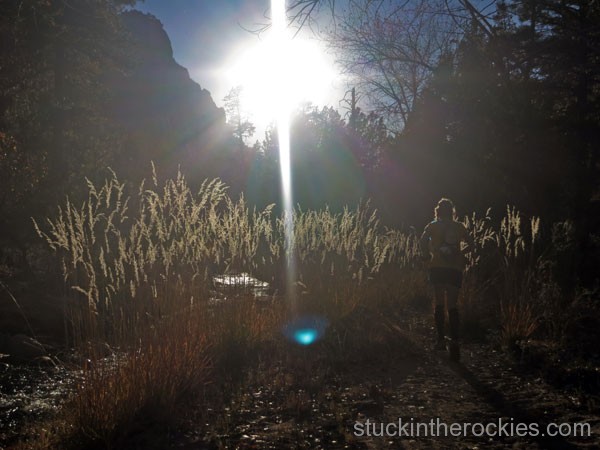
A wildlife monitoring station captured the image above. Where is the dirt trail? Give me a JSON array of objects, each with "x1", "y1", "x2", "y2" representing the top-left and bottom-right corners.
[{"x1": 176, "y1": 314, "x2": 600, "y2": 449}]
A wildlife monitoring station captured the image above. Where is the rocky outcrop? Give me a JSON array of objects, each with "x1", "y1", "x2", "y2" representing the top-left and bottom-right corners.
[{"x1": 110, "y1": 10, "x2": 230, "y2": 181}]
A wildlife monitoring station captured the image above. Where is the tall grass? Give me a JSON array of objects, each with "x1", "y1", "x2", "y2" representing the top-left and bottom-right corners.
[
  {"x1": 33, "y1": 167, "x2": 419, "y2": 344},
  {"x1": 461, "y1": 206, "x2": 543, "y2": 345},
  {"x1": 31, "y1": 166, "x2": 575, "y2": 447},
  {"x1": 33, "y1": 166, "x2": 557, "y2": 355},
  {"x1": 30, "y1": 167, "x2": 420, "y2": 447},
  {"x1": 34, "y1": 167, "x2": 266, "y2": 342}
]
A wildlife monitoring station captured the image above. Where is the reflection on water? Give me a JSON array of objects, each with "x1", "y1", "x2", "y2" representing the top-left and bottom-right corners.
[
  {"x1": 210, "y1": 272, "x2": 271, "y2": 304},
  {"x1": 0, "y1": 361, "x2": 77, "y2": 445}
]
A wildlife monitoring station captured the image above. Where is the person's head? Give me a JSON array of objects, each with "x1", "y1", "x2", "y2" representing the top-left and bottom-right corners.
[{"x1": 434, "y1": 198, "x2": 456, "y2": 221}]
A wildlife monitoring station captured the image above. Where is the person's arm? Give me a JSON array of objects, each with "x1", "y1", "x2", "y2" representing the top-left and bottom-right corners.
[{"x1": 419, "y1": 224, "x2": 431, "y2": 261}]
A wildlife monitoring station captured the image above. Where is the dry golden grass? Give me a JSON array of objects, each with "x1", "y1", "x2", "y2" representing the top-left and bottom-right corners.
[
  {"x1": 28, "y1": 166, "x2": 559, "y2": 448},
  {"x1": 461, "y1": 205, "x2": 543, "y2": 343},
  {"x1": 69, "y1": 309, "x2": 211, "y2": 447},
  {"x1": 32, "y1": 166, "x2": 421, "y2": 360},
  {"x1": 500, "y1": 300, "x2": 538, "y2": 349}
]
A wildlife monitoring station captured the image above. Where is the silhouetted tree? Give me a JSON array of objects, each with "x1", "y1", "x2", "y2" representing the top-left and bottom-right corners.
[
  {"x1": 0, "y1": 0, "x2": 137, "y2": 259},
  {"x1": 326, "y1": 0, "x2": 459, "y2": 131},
  {"x1": 223, "y1": 86, "x2": 256, "y2": 150}
]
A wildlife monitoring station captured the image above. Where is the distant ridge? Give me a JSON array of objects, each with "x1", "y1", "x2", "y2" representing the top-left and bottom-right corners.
[{"x1": 111, "y1": 10, "x2": 229, "y2": 180}]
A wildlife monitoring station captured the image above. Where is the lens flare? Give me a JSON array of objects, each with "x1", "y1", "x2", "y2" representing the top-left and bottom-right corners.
[
  {"x1": 272, "y1": 0, "x2": 296, "y2": 307},
  {"x1": 283, "y1": 315, "x2": 329, "y2": 346},
  {"x1": 294, "y1": 329, "x2": 318, "y2": 345}
]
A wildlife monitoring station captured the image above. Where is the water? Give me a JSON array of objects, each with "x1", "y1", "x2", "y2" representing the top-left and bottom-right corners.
[
  {"x1": 0, "y1": 360, "x2": 78, "y2": 445},
  {"x1": 210, "y1": 272, "x2": 271, "y2": 304}
]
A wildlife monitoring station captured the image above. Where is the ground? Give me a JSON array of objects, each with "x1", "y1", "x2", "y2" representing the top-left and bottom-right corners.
[
  {"x1": 173, "y1": 314, "x2": 600, "y2": 450},
  {"x1": 2, "y1": 310, "x2": 600, "y2": 449}
]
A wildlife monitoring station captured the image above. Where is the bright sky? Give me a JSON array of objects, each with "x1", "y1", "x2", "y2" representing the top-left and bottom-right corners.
[{"x1": 135, "y1": 0, "x2": 343, "y2": 140}]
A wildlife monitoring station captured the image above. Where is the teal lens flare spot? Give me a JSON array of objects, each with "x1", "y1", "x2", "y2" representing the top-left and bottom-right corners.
[
  {"x1": 283, "y1": 315, "x2": 328, "y2": 346},
  {"x1": 294, "y1": 328, "x2": 318, "y2": 345}
]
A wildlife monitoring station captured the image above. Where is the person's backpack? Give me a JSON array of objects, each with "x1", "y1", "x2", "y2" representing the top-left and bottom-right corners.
[{"x1": 438, "y1": 222, "x2": 460, "y2": 262}]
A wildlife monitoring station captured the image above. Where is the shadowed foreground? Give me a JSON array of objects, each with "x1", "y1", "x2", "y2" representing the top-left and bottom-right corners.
[{"x1": 171, "y1": 310, "x2": 599, "y2": 450}]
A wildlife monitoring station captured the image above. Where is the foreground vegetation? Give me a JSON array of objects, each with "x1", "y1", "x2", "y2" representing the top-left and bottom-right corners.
[
  {"x1": 2, "y1": 1, "x2": 599, "y2": 446},
  {"x1": 2, "y1": 170, "x2": 590, "y2": 448}
]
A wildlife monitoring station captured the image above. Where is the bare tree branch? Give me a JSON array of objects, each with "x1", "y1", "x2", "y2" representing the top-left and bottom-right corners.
[
  {"x1": 282, "y1": 0, "x2": 505, "y2": 131},
  {"x1": 324, "y1": 0, "x2": 460, "y2": 130}
]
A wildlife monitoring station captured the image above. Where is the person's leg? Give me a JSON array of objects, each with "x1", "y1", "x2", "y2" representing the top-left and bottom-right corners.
[
  {"x1": 433, "y1": 284, "x2": 446, "y2": 349},
  {"x1": 446, "y1": 284, "x2": 460, "y2": 361}
]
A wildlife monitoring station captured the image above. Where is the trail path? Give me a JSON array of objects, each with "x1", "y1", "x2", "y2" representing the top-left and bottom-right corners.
[{"x1": 176, "y1": 314, "x2": 600, "y2": 449}]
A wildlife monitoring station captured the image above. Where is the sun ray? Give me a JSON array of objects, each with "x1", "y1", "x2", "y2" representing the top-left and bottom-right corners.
[{"x1": 271, "y1": 0, "x2": 296, "y2": 307}]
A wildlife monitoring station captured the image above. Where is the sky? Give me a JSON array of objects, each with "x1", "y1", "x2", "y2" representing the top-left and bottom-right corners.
[
  {"x1": 136, "y1": 0, "x2": 269, "y2": 98},
  {"x1": 134, "y1": 0, "x2": 343, "y2": 138}
]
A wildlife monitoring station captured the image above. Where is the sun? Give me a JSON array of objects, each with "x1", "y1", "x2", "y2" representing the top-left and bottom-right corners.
[{"x1": 224, "y1": 30, "x2": 337, "y2": 129}]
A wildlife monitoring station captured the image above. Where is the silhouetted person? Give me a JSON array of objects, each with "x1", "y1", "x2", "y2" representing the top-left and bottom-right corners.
[{"x1": 420, "y1": 198, "x2": 472, "y2": 361}]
